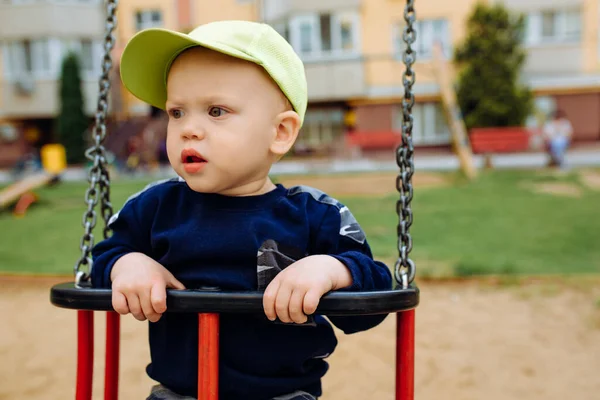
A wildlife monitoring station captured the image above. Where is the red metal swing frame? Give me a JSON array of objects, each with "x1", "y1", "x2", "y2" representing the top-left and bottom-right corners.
[{"x1": 75, "y1": 310, "x2": 414, "y2": 400}]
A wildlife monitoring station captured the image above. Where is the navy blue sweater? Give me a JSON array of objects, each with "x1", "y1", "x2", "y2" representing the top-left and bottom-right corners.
[{"x1": 91, "y1": 178, "x2": 392, "y2": 400}]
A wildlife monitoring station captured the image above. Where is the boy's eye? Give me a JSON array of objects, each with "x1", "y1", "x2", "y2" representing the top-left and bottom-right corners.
[
  {"x1": 208, "y1": 107, "x2": 227, "y2": 118},
  {"x1": 169, "y1": 109, "x2": 184, "y2": 119}
]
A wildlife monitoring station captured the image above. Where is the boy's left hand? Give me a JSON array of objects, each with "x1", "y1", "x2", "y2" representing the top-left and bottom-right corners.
[{"x1": 263, "y1": 255, "x2": 353, "y2": 324}]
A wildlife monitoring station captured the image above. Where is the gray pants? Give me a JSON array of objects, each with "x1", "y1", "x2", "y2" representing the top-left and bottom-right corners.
[{"x1": 147, "y1": 384, "x2": 317, "y2": 400}]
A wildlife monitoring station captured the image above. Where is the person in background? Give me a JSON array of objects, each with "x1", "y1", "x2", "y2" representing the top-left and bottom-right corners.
[{"x1": 543, "y1": 110, "x2": 573, "y2": 168}]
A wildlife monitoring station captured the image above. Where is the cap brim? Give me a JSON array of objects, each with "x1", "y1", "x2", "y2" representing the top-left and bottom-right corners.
[{"x1": 120, "y1": 28, "x2": 260, "y2": 110}]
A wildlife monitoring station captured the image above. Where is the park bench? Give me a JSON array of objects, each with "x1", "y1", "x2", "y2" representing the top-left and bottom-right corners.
[
  {"x1": 346, "y1": 131, "x2": 402, "y2": 151},
  {"x1": 469, "y1": 127, "x2": 532, "y2": 154}
]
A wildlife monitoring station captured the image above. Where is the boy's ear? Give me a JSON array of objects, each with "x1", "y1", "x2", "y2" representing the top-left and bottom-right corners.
[{"x1": 270, "y1": 111, "x2": 301, "y2": 157}]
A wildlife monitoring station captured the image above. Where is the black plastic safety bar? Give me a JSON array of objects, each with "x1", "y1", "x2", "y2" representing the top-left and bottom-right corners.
[{"x1": 50, "y1": 282, "x2": 419, "y2": 315}]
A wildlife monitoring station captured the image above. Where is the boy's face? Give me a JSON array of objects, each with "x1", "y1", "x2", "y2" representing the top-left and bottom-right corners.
[{"x1": 165, "y1": 47, "x2": 294, "y2": 195}]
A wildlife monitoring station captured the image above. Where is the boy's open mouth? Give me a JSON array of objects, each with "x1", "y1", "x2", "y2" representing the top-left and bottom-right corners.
[
  {"x1": 181, "y1": 149, "x2": 207, "y2": 173},
  {"x1": 181, "y1": 149, "x2": 206, "y2": 164}
]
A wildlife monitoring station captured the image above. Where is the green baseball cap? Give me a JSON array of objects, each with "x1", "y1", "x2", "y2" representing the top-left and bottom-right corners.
[{"x1": 119, "y1": 20, "x2": 308, "y2": 125}]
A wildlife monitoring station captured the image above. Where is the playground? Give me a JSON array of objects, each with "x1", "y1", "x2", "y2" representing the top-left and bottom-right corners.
[
  {"x1": 1, "y1": 0, "x2": 599, "y2": 397},
  {"x1": 2, "y1": 276, "x2": 599, "y2": 399},
  {"x1": 1, "y1": 170, "x2": 600, "y2": 399}
]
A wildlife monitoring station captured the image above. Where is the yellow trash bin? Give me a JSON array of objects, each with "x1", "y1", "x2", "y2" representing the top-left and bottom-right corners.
[{"x1": 41, "y1": 144, "x2": 67, "y2": 174}]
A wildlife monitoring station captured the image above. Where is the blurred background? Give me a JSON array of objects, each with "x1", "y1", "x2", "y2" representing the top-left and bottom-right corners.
[
  {"x1": 0, "y1": 0, "x2": 599, "y2": 399},
  {"x1": 1, "y1": 0, "x2": 599, "y2": 174}
]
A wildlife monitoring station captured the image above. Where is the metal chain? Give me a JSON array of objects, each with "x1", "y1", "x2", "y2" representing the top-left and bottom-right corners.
[
  {"x1": 395, "y1": 0, "x2": 417, "y2": 288},
  {"x1": 75, "y1": 0, "x2": 118, "y2": 287}
]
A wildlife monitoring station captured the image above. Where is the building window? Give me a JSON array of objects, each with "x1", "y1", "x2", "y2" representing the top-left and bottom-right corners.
[
  {"x1": 298, "y1": 18, "x2": 315, "y2": 53},
  {"x1": 135, "y1": 10, "x2": 163, "y2": 31},
  {"x1": 526, "y1": 8, "x2": 582, "y2": 44},
  {"x1": 541, "y1": 11, "x2": 557, "y2": 39},
  {"x1": 62, "y1": 39, "x2": 102, "y2": 77},
  {"x1": 80, "y1": 40, "x2": 94, "y2": 72},
  {"x1": 22, "y1": 40, "x2": 33, "y2": 72},
  {"x1": 3, "y1": 39, "x2": 53, "y2": 79},
  {"x1": 296, "y1": 108, "x2": 345, "y2": 151},
  {"x1": 395, "y1": 18, "x2": 451, "y2": 60},
  {"x1": 33, "y1": 39, "x2": 52, "y2": 74},
  {"x1": 394, "y1": 103, "x2": 451, "y2": 145},
  {"x1": 289, "y1": 12, "x2": 360, "y2": 60},
  {"x1": 563, "y1": 10, "x2": 582, "y2": 39},
  {"x1": 339, "y1": 14, "x2": 355, "y2": 51},
  {"x1": 319, "y1": 14, "x2": 332, "y2": 52}
]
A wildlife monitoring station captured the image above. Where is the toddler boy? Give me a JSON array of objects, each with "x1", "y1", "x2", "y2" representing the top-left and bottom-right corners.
[{"x1": 91, "y1": 20, "x2": 392, "y2": 400}]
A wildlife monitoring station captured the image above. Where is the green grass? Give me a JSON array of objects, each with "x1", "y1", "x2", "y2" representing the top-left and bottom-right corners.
[
  {"x1": 341, "y1": 169, "x2": 600, "y2": 276},
  {"x1": 1, "y1": 169, "x2": 599, "y2": 277},
  {"x1": 0, "y1": 180, "x2": 154, "y2": 275}
]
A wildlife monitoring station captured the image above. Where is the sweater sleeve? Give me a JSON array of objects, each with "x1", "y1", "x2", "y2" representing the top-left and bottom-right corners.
[
  {"x1": 311, "y1": 202, "x2": 393, "y2": 334},
  {"x1": 90, "y1": 193, "x2": 155, "y2": 289}
]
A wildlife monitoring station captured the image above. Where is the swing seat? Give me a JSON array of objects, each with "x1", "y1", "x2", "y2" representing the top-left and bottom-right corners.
[
  {"x1": 50, "y1": 282, "x2": 418, "y2": 400},
  {"x1": 50, "y1": 282, "x2": 419, "y2": 315}
]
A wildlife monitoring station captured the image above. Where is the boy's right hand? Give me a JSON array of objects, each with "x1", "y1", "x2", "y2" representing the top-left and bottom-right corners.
[{"x1": 110, "y1": 252, "x2": 186, "y2": 322}]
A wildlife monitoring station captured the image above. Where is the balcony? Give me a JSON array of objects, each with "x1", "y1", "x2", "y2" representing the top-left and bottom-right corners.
[
  {"x1": 0, "y1": 1, "x2": 104, "y2": 39},
  {"x1": 262, "y1": 0, "x2": 365, "y2": 100},
  {"x1": 0, "y1": 78, "x2": 100, "y2": 118},
  {"x1": 524, "y1": 44, "x2": 583, "y2": 75},
  {"x1": 262, "y1": 0, "x2": 361, "y2": 21},
  {"x1": 305, "y1": 58, "x2": 366, "y2": 101},
  {"x1": 499, "y1": 0, "x2": 583, "y2": 9}
]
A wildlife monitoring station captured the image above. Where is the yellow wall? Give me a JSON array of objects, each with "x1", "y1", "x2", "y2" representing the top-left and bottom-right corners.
[
  {"x1": 193, "y1": 0, "x2": 258, "y2": 25},
  {"x1": 361, "y1": 0, "x2": 485, "y2": 88},
  {"x1": 0, "y1": 47, "x2": 4, "y2": 115},
  {"x1": 583, "y1": 0, "x2": 599, "y2": 72},
  {"x1": 117, "y1": 0, "x2": 177, "y2": 43}
]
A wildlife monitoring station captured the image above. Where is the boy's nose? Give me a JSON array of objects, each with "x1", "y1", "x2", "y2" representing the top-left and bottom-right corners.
[{"x1": 180, "y1": 125, "x2": 206, "y2": 141}]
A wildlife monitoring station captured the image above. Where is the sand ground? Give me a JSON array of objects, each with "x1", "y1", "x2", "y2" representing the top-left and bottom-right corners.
[
  {"x1": 2, "y1": 171, "x2": 599, "y2": 399},
  {"x1": 1, "y1": 277, "x2": 599, "y2": 400}
]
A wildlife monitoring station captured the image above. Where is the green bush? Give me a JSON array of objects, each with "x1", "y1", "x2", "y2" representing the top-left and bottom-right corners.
[
  {"x1": 56, "y1": 52, "x2": 90, "y2": 164},
  {"x1": 454, "y1": 2, "x2": 534, "y2": 130}
]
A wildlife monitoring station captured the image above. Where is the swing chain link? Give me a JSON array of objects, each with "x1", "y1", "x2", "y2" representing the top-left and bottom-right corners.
[
  {"x1": 395, "y1": 0, "x2": 417, "y2": 288},
  {"x1": 75, "y1": 0, "x2": 118, "y2": 287}
]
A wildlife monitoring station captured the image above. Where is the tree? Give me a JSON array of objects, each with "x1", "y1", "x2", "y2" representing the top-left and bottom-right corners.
[
  {"x1": 56, "y1": 52, "x2": 89, "y2": 164},
  {"x1": 454, "y1": 2, "x2": 533, "y2": 130}
]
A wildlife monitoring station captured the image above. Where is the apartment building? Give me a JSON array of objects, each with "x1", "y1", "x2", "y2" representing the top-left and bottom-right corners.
[
  {"x1": 0, "y1": 0, "x2": 259, "y2": 167},
  {"x1": 1, "y1": 0, "x2": 599, "y2": 168},
  {"x1": 499, "y1": 0, "x2": 600, "y2": 142},
  {"x1": 255, "y1": 0, "x2": 480, "y2": 150},
  {"x1": 0, "y1": 0, "x2": 105, "y2": 167},
  {"x1": 274, "y1": 0, "x2": 600, "y2": 148}
]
